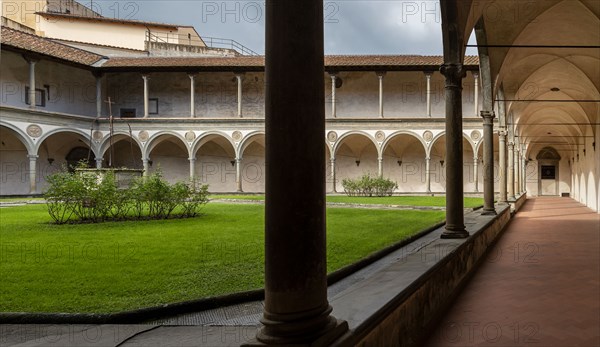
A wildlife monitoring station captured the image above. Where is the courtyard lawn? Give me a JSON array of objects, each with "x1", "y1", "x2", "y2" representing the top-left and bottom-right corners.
[
  {"x1": 211, "y1": 194, "x2": 484, "y2": 209},
  {"x1": 0, "y1": 203, "x2": 444, "y2": 313}
]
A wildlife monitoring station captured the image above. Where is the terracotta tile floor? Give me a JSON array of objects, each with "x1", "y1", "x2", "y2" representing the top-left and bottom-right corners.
[{"x1": 426, "y1": 197, "x2": 600, "y2": 347}]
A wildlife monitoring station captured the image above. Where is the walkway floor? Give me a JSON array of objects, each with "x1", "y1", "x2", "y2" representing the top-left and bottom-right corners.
[{"x1": 426, "y1": 197, "x2": 600, "y2": 347}]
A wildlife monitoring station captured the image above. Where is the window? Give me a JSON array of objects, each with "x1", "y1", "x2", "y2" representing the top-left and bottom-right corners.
[
  {"x1": 149, "y1": 98, "x2": 159, "y2": 114},
  {"x1": 25, "y1": 87, "x2": 46, "y2": 107},
  {"x1": 541, "y1": 165, "x2": 556, "y2": 179},
  {"x1": 120, "y1": 108, "x2": 136, "y2": 118}
]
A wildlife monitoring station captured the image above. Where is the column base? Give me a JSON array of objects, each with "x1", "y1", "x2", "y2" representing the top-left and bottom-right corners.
[
  {"x1": 441, "y1": 226, "x2": 469, "y2": 239},
  {"x1": 243, "y1": 318, "x2": 348, "y2": 347},
  {"x1": 481, "y1": 208, "x2": 497, "y2": 216}
]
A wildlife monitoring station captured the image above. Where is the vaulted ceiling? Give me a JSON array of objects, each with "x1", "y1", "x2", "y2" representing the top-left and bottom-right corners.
[{"x1": 451, "y1": 0, "x2": 599, "y2": 158}]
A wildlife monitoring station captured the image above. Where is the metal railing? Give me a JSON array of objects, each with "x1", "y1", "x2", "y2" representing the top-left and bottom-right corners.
[{"x1": 146, "y1": 30, "x2": 259, "y2": 56}]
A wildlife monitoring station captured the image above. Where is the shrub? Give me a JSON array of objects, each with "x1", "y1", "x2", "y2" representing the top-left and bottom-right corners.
[
  {"x1": 44, "y1": 168, "x2": 209, "y2": 224},
  {"x1": 341, "y1": 174, "x2": 398, "y2": 197}
]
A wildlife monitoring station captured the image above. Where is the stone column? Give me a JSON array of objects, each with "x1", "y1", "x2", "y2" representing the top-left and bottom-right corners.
[
  {"x1": 25, "y1": 57, "x2": 38, "y2": 109},
  {"x1": 330, "y1": 157, "x2": 337, "y2": 193},
  {"x1": 95, "y1": 157, "x2": 103, "y2": 169},
  {"x1": 521, "y1": 150, "x2": 527, "y2": 193},
  {"x1": 330, "y1": 73, "x2": 337, "y2": 118},
  {"x1": 425, "y1": 72, "x2": 432, "y2": 117},
  {"x1": 507, "y1": 142, "x2": 515, "y2": 200},
  {"x1": 481, "y1": 110, "x2": 496, "y2": 215},
  {"x1": 189, "y1": 157, "x2": 196, "y2": 180},
  {"x1": 377, "y1": 72, "x2": 385, "y2": 118},
  {"x1": 27, "y1": 154, "x2": 38, "y2": 194},
  {"x1": 94, "y1": 72, "x2": 103, "y2": 117},
  {"x1": 236, "y1": 73, "x2": 244, "y2": 117},
  {"x1": 425, "y1": 156, "x2": 431, "y2": 193},
  {"x1": 498, "y1": 130, "x2": 508, "y2": 203},
  {"x1": 235, "y1": 158, "x2": 243, "y2": 192},
  {"x1": 142, "y1": 158, "x2": 149, "y2": 177},
  {"x1": 378, "y1": 157, "x2": 384, "y2": 177},
  {"x1": 515, "y1": 147, "x2": 520, "y2": 195},
  {"x1": 473, "y1": 156, "x2": 479, "y2": 193},
  {"x1": 246, "y1": 0, "x2": 348, "y2": 344},
  {"x1": 440, "y1": 63, "x2": 468, "y2": 238},
  {"x1": 142, "y1": 74, "x2": 149, "y2": 118},
  {"x1": 473, "y1": 72, "x2": 479, "y2": 117},
  {"x1": 189, "y1": 74, "x2": 196, "y2": 118}
]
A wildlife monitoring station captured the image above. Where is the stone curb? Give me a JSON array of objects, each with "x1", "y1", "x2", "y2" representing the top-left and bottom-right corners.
[{"x1": 0, "y1": 221, "x2": 445, "y2": 325}]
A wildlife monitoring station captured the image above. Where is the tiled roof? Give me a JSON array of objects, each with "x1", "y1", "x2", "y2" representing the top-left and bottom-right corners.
[
  {"x1": 1, "y1": 26, "x2": 104, "y2": 65},
  {"x1": 36, "y1": 12, "x2": 183, "y2": 29},
  {"x1": 101, "y1": 55, "x2": 479, "y2": 69}
]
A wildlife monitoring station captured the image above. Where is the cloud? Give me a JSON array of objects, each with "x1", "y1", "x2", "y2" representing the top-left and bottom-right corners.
[{"x1": 89, "y1": 0, "x2": 472, "y2": 56}]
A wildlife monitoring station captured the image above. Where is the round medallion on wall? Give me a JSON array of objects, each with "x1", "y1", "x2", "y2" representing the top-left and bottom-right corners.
[
  {"x1": 185, "y1": 131, "x2": 196, "y2": 142},
  {"x1": 232, "y1": 131, "x2": 243, "y2": 142},
  {"x1": 471, "y1": 130, "x2": 481, "y2": 141},
  {"x1": 327, "y1": 131, "x2": 338, "y2": 142},
  {"x1": 92, "y1": 130, "x2": 103, "y2": 142},
  {"x1": 138, "y1": 130, "x2": 149, "y2": 142},
  {"x1": 375, "y1": 131, "x2": 385, "y2": 142},
  {"x1": 423, "y1": 130, "x2": 433, "y2": 142},
  {"x1": 26, "y1": 124, "x2": 43, "y2": 138}
]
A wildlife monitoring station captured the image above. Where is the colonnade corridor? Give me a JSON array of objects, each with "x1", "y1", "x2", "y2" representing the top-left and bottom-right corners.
[{"x1": 425, "y1": 197, "x2": 600, "y2": 346}]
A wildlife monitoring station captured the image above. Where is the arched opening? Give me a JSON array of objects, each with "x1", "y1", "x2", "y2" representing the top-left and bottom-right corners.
[
  {"x1": 333, "y1": 133, "x2": 378, "y2": 192},
  {"x1": 536, "y1": 147, "x2": 561, "y2": 196},
  {"x1": 382, "y1": 133, "x2": 427, "y2": 193},
  {"x1": 146, "y1": 134, "x2": 189, "y2": 183},
  {"x1": 101, "y1": 134, "x2": 143, "y2": 170},
  {"x1": 0, "y1": 126, "x2": 30, "y2": 195},
  {"x1": 37, "y1": 131, "x2": 94, "y2": 191},
  {"x1": 239, "y1": 134, "x2": 265, "y2": 193},
  {"x1": 193, "y1": 134, "x2": 237, "y2": 192}
]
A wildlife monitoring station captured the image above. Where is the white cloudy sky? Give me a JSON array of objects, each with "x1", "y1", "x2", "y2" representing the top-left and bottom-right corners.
[{"x1": 85, "y1": 0, "x2": 477, "y2": 55}]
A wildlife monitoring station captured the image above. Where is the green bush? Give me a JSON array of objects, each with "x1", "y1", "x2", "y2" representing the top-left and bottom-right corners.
[
  {"x1": 341, "y1": 174, "x2": 398, "y2": 197},
  {"x1": 44, "y1": 168, "x2": 209, "y2": 224}
]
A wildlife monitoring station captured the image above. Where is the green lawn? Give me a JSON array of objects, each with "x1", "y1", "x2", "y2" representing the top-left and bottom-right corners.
[
  {"x1": 211, "y1": 194, "x2": 484, "y2": 208},
  {"x1": 0, "y1": 203, "x2": 444, "y2": 313}
]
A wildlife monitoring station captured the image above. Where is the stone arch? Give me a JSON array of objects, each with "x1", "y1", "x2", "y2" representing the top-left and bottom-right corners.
[
  {"x1": 99, "y1": 132, "x2": 144, "y2": 169},
  {"x1": 145, "y1": 131, "x2": 189, "y2": 158},
  {"x1": 238, "y1": 131, "x2": 265, "y2": 159},
  {"x1": 333, "y1": 131, "x2": 380, "y2": 191},
  {"x1": 192, "y1": 132, "x2": 238, "y2": 193},
  {"x1": 333, "y1": 131, "x2": 380, "y2": 159},
  {"x1": 0, "y1": 122, "x2": 34, "y2": 154},
  {"x1": 0, "y1": 125, "x2": 32, "y2": 195},
  {"x1": 35, "y1": 128, "x2": 95, "y2": 157},
  {"x1": 381, "y1": 132, "x2": 428, "y2": 193},
  {"x1": 237, "y1": 131, "x2": 265, "y2": 193},
  {"x1": 145, "y1": 132, "x2": 190, "y2": 183},
  {"x1": 428, "y1": 131, "x2": 476, "y2": 157}
]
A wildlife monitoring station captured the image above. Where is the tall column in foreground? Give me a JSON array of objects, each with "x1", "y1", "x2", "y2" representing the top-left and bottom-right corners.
[
  {"x1": 247, "y1": 0, "x2": 348, "y2": 344},
  {"x1": 440, "y1": 63, "x2": 469, "y2": 239},
  {"x1": 481, "y1": 110, "x2": 496, "y2": 215}
]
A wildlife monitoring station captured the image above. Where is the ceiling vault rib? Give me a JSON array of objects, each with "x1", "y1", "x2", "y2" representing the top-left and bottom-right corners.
[{"x1": 466, "y1": 45, "x2": 600, "y2": 49}]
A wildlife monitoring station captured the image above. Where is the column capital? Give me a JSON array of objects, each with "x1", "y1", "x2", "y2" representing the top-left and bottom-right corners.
[
  {"x1": 375, "y1": 71, "x2": 386, "y2": 78},
  {"x1": 330, "y1": 157, "x2": 336, "y2": 162},
  {"x1": 498, "y1": 129, "x2": 508, "y2": 137},
  {"x1": 22, "y1": 55, "x2": 39, "y2": 64},
  {"x1": 188, "y1": 73, "x2": 197, "y2": 79},
  {"x1": 188, "y1": 157, "x2": 196, "y2": 162},
  {"x1": 141, "y1": 74, "x2": 150, "y2": 80},
  {"x1": 480, "y1": 110, "x2": 495, "y2": 123},
  {"x1": 508, "y1": 142, "x2": 515, "y2": 149},
  {"x1": 425, "y1": 156, "x2": 431, "y2": 161},
  {"x1": 328, "y1": 72, "x2": 338, "y2": 78},
  {"x1": 472, "y1": 71, "x2": 479, "y2": 78},
  {"x1": 424, "y1": 71, "x2": 433, "y2": 77},
  {"x1": 234, "y1": 72, "x2": 245, "y2": 79},
  {"x1": 92, "y1": 71, "x2": 104, "y2": 79},
  {"x1": 27, "y1": 154, "x2": 39, "y2": 160},
  {"x1": 439, "y1": 63, "x2": 466, "y2": 86}
]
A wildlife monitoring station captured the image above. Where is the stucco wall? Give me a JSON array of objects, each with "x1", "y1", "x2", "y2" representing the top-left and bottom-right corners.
[{"x1": 0, "y1": 51, "x2": 96, "y2": 116}]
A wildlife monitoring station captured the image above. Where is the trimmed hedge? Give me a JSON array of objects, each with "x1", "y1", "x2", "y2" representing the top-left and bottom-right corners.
[{"x1": 341, "y1": 174, "x2": 398, "y2": 197}]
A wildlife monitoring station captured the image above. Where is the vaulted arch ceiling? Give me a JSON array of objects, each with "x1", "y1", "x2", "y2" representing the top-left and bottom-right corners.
[{"x1": 450, "y1": 0, "x2": 599, "y2": 158}]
